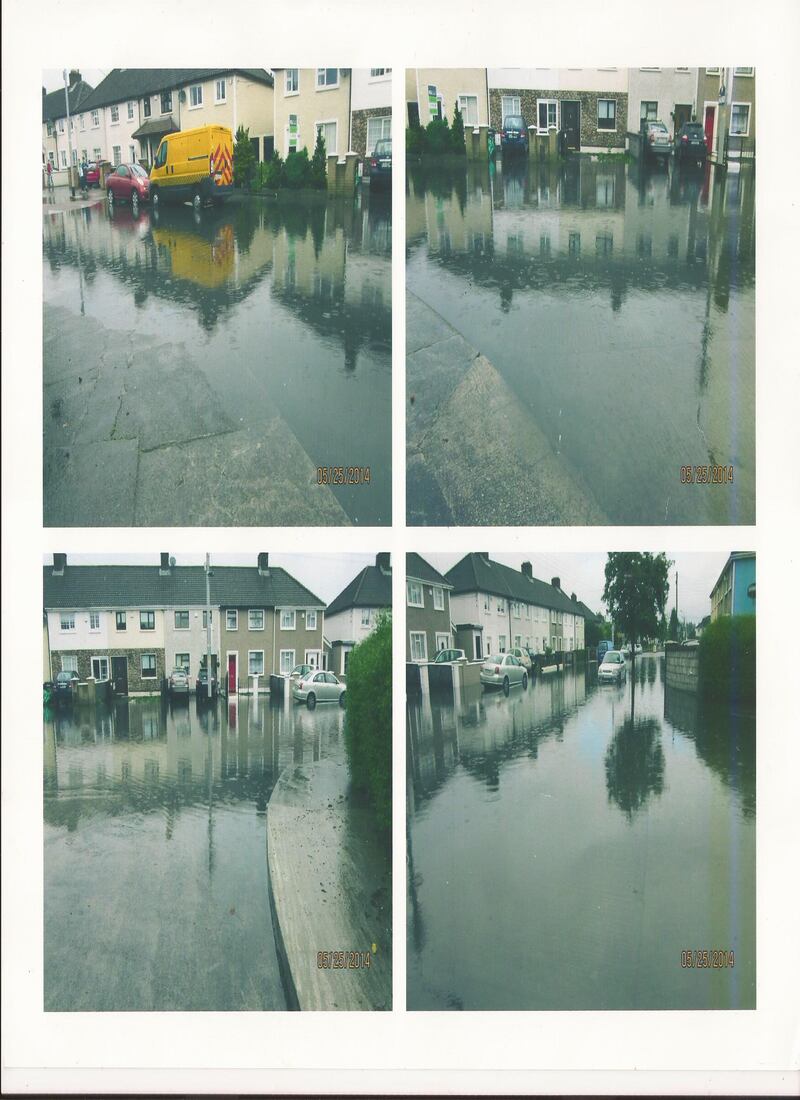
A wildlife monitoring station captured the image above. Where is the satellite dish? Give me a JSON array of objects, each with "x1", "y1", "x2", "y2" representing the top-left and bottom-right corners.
[{"x1": 169, "y1": 556, "x2": 176, "y2": 567}]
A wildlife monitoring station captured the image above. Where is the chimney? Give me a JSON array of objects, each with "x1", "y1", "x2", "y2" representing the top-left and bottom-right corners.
[
  {"x1": 376, "y1": 552, "x2": 391, "y2": 573},
  {"x1": 69, "y1": 69, "x2": 81, "y2": 86},
  {"x1": 257, "y1": 552, "x2": 270, "y2": 576},
  {"x1": 480, "y1": 552, "x2": 491, "y2": 562},
  {"x1": 52, "y1": 553, "x2": 67, "y2": 576},
  {"x1": 159, "y1": 552, "x2": 171, "y2": 575},
  {"x1": 521, "y1": 561, "x2": 532, "y2": 579},
  {"x1": 551, "y1": 576, "x2": 561, "y2": 590},
  {"x1": 571, "y1": 592, "x2": 577, "y2": 602}
]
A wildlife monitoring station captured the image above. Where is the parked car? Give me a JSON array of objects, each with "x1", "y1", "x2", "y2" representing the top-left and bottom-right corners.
[
  {"x1": 53, "y1": 669, "x2": 78, "y2": 702},
  {"x1": 500, "y1": 115, "x2": 530, "y2": 157},
  {"x1": 196, "y1": 667, "x2": 217, "y2": 698},
  {"x1": 368, "y1": 137, "x2": 392, "y2": 190},
  {"x1": 674, "y1": 121, "x2": 708, "y2": 165},
  {"x1": 82, "y1": 161, "x2": 106, "y2": 188},
  {"x1": 480, "y1": 653, "x2": 528, "y2": 691},
  {"x1": 432, "y1": 648, "x2": 467, "y2": 665},
  {"x1": 290, "y1": 663, "x2": 314, "y2": 681},
  {"x1": 168, "y1": 668, "x2": 190, "y2": 696},
  {"x1": 292, "y1": 670, "x2": 346, "y2": 707},
  {"x1": 106, "y1": 163, "x2": 150, "y2": 210},
  {"x1": 508, "y1": 647, "x2": 533, "y2": 671},
  {"x1": 642, "y1": 120, "x2": 672, "y2": 161},
  {"x1": 598, "y1": 650, "x2": 627, "y2": 683}
]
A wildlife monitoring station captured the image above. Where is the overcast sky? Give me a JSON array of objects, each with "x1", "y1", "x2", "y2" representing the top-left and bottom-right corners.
[
  {"x1": 43, "y1": 553, "x2": 379, "y2": 607},
  {"x1": 421, "y1": 551, "x2": 731, "y2": 625},
  {"x1": 43, "y1": 69, "x2": 109, "y2": 94}
]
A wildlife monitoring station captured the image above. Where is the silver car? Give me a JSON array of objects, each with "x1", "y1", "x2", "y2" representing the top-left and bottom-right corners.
[
  {"x1": 432, "y1": 648, "x2": 467, "y2": 665},
  {"x1": 598, "y1": 650, "x2": 627, "y2": 683},
  {"x1": 480, "y1": 653, "x2": 528, "y2": 690},
  {"x1": 643, "y1": 121, "x2": 672, "y2": 160},
  {"x1": 509, "y1": 647, "x2": 533, "y2": 671},
  {"x1": 292, "y1": 670, "x2": 346, "y2": 707}
]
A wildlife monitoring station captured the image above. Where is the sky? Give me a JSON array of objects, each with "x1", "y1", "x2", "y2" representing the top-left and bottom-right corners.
[
  {"x1": 42, "y1": 553, "x2": 379, "y2": 607},
  {"x1": 421, "y1": 551, "x2": 731, "y2": 625},
  {"x1": 42, "y1": 69, "x2": 108, "y2": 94}
]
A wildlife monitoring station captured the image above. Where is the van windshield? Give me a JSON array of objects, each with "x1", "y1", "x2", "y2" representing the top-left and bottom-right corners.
[{"x1": 155, "y1": 141, "x2": 168, "y2": 168}]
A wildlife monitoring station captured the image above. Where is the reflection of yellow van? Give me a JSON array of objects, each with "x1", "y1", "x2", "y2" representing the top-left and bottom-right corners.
[
  {"x1": 150, "y1": 125, "x2": 233, "y2": 210},
  {"x1": 152, "y1": 222, "x2": 235, "y2": 289}
]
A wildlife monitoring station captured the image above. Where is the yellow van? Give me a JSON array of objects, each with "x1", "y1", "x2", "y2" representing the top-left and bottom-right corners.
[{"x1": 150, "y1": 125, "x2": 233, "y2": 209}]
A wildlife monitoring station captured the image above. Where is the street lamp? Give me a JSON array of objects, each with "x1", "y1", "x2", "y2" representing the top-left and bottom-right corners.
[{"x1": 62, "y1": 69, "x2": 76, "y2": 199}]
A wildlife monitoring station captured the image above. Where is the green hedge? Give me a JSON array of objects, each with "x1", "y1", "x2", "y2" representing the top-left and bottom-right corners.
[
  {"x1": 344, "y1": 611, "x2": 392, "y2": 830},
  {"x1": 699, "y1": 615, "x2": 756, "y2": 706}
]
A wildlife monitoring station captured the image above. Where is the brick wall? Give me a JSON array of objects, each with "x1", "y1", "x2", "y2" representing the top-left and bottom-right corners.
[
  {"x1": 490, "y1": 88, "x2": 629, "y2": 150},
  {"x1": 54, "y1": 648, "x2": 166, "y2": 694},
  {"x1": 664, "y1": 643, "x2": 699, "y2": 694}
]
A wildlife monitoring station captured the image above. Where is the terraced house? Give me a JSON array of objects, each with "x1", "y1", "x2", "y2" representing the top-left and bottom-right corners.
[
  {"x1": 42, "y1": 70, "x2": 95, "y2": 177},
  {"x1": 405, "y1": 554, "x2": 454, "y2": 662},
  {"x1": 324, "y1": 553, "x2": 392, "y2": 676}
]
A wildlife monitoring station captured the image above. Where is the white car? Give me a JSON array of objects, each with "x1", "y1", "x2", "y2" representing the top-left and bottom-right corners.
[
  {"x1": 598, "y1": 650, "x2": 627, "y2": 683},
  {"x1": 480, "y1": 653, "x2": 528, "y2": 690},
  {"x1": 291, "y1": 669, "x2": 346, "y2": 707}
]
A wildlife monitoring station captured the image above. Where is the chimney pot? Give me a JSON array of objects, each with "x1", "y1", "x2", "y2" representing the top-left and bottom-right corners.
[
  {"x1": 69, "y1": 69, "x2": 81, "y2": 86},
  {"x1": 258, "y1": 552, "x2": 270, "y2": 576},
  {"x1": 376, "y1": 551, "x2": 391, "y2": 573},
  {"x1": 52, "y1": 553, "x2": 67, "y2": 575},
  {"x1": 551, "y1": 576, "x2": 561, "y2": 590},
  {"x1": 521, "y1": 561, "x2": 532, "y2": 578}
]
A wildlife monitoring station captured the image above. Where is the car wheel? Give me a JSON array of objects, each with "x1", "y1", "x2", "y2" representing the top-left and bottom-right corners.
[
  {"x1": 306, "y1": 692, "x2": 316, "y2": 709},
  {"x1": 131, "y1": 190, "x2": 139, "y2": 213},
  {"x1": 107, "y1": 188, "x2": 113, "y2": 205},
  {"x1": 522, "y1": 672, "x2": 528, "y2": 689},
  {"x1": 151, "y1": 186, "x2": 160, "y2": 208},
  {"x1": 192, "y1": 188, "x2": 202, "y2": 212},
  {"x1": 503, "y1": 676, "x2": 509, "y2": 691},
  {"x1": 339, "y1": 691, "x2": 346, "y2": 707}
]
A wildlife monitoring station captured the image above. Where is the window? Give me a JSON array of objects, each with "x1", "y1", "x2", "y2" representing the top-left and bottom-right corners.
[
  {"x1": 436, "y1": 633, "x2": 450, "y2": 651},
  {"x1": 143, "y1": 96, "x2": 151, "y2": 118},
  {"x1": 285, "y1": 69, "x2": 299, "y2": 94},
  {"x1": 48, "y1": 152, "x2": 55, "y2": 166},
  {"x1": 110, "y1": 104, "x2": 119, "y2": 123},
  {"x1": 226, "y1": 609, "x2": 238, "y2": 630},
  {"x1": 499, "y1": 636, "x2": 506, "y2": 653},
  {"x1": 315, "y1": 120, "x2": 337, "y2": 157},
  {"x1": 129, "y1": 145, "x2": 136, "y2": 162},
  {"x1": 640, "y1": 100, "x2": 658, "y2": 122},
  {"x1": 115, "y1": 611, "x2": 126, "y2": 631},
  {"x1": 316, "y1": 68, "x2": 339, "y2": 89},
  {"x1": 730, "y1": 103, "x2": 750, "y2": 136},
  {"x1": 112, "y1": 146, "x2": 121, "y2": 166},
  {"x1": 91, "y1": 110, "x2": 99, "y2": 127},
  {"x1": 91, "y1": 657, "x2": 109, "y2": 681},
  {"x1": 174, "y1": 653, "x2": 190, "y2": 671},
  {"x1": 370, "y1": 68, "x2": 391, "y2": 77},
  {"x1": 280, "y1": 610, "x2": 296, "y2": 630},
  {"x1": 141, "y1": 654, "x2": 157, "y2": 679},
  {"x1": 174, "y1": 611, "x2": 189, "y2": 630},
  {"x1": 248, "y1": 651, "x2": 265, "y2": 676},
  {"x1": 79, "y1": 114, "x2": 85, "y2": 130},
  {"x1": 215, "y1": 78, "x2": 226, "y2": 103},
  {"x1": 89, "y1": 612, "x2": 101, "y2": 631},
  {"x1": 248, "y1": 609, "x2": 264, "y2": 630},
  {"x1": 62, "y1": 655, "x2": 78, "y2": 674},
  {"x1": 287, "y1": 113, "x2": 299, "y2": 153},
  {"x1": 537, "y1": 99, "x2": 558, "y2": 131},
  {"x1": 60, "y1": 613, "x2": 75, "y2": 632},
  {"x1": 280, "y1": 650, "x2": 295, "y2": 675},
  {"x1": 486, "y1": 637, "x2": 493, "y2": 654},
  {"x1": 361, "y1": 608, "x2": 372, "y2": 628},
  {"x1": 46, "y1": 120, "x2": 53, "y2": 136},
  {"x1": 497, "y1": 599, "x2": 506, "y2": 615},
  {"x1": 140, "y1": 610, "x2": 155, "y2": 631},
  {"x1": 407, "y1": 580, "x2": 424, "y2": 607},
  {"x1": 597, "y1": 99, "x2": 616, "y2": 130},
  {"x1": 734, "y1": 67, "x2": 754, "y2": 77},
  {"x1": 458, "y1": 94, "x2": 478, "y2": 127},
  {"x1": 433, "y1": 586, "x2": 445, "y2": 611},
  {"x1": 366, "y1": 115, "x2": 392, "y2": 151},
  {"x1": 501, "y1": 95, "x2": 521, "y2": 121},
  {"x1": 93, "y1": 147, "x2": 101, "y2": 159},
  {"x1": 60, "y1": 150, "x2": 67, "y2": 168},
  {"x1": 127, "y1": 101, "x2": 134, "y2": 121},
  {"x1": 410, "y1": 632, "x2": 427, "y2": 661},
  {"x1": 189, "y1": 85, "x2": 203, "y2": 108},
  {"x1": 161, "y1": 91, "x2": 172, "y2": 113},
  {"x1": 58, "y1": 118, "x2": 65, "y2": 132},
  {"x1": 306, "y1": 611, "x2": 317, "y2": 630},
  {"x1": 71, "y1": 149, "x2": 78, "y2": 166}
]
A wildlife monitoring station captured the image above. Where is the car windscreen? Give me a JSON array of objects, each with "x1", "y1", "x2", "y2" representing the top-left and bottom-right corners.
[
  {"x1": 602, "y1": 653, "x2": 621, "y2": 663},
  {"x1": 485, "y1": 654, "x2": 504, "y2": 664},
  {"x1": 684, "y1": 124, "x2": 704, "y2": 134},
  {"x1": 503, "y1": 116, "x2": 525, "y2": 129},
  {"x1": 650, "y1": 123, "x2": 669, "y2": 133},
  {"x1": 374, "y1": 139, "x2": 392, "y2": 155},
  {"x1": 131, "y1": 164, "x2": 148, "y2": 177},
  {"x1": 56, "y1": 672, "x2": 73, "y2": 682}
]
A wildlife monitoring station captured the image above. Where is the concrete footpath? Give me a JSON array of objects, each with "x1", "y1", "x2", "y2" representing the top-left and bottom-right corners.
[
  {"x1": 267, "y1": 756, "x2": 392, "y2": 1011},
  {"x1": 407, "y1": 292, "x2": 607, "y2": 525}
]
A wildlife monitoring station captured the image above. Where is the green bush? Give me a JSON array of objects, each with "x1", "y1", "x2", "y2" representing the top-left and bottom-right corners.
[
  {"x1": 283, "y1": 148, "x2": 312, "y2": 189},
  {"x1": 310, "y1": 129, "x2": 328, "y2": 189},
  {"x1": 424, "y1": 117, "x2": 453, "y2": 155},
  {"x1": 450, "y1": 103, "x2": 466, "y2": 155},
  {"x1": 699, "y1": 615, "x2": 756, "y2": 706},
  {"x1": 258, "y1": 150, "x2": 284, "y2": 190},
  {"x1": 233, "y1": 125, "x2": 256, "y2": 190},
  {"x1": 406, "y1": 125, "x2": 425, "y2": 157},
  {"x1": 344, "y1": 611, "x2": 392, "y2": 831}
]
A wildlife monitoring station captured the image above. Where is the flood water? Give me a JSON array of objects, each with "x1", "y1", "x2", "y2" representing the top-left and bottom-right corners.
[
  {"x1": 407, "y1": 158, "x2": 754, "y2": 525},
  {"x1": 44, "y1": 694, "x2": 345, "y2": 1010},
  {"x1": 407, "y1": 656, "x2": 755, "y2": 1010},
  {"x1": 43, "y1": 192, "x2": 391, "y2": 526}
]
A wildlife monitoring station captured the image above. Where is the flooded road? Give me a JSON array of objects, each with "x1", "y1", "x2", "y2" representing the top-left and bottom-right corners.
[
  {"x1": 43, "y1": 192, "x2": 391, "y2": 526},
  {"x1": 44, "y1": 694, "x2": 345, "y2": 1010},
  {"x1": 407, "y1": 656, "x2": 755, "y2": 1010},
  {"x1": 407, "y1": 158, "x2": 754, "y2": 525}
]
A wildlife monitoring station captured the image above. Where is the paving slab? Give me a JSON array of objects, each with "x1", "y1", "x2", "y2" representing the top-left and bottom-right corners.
[
  {"x1": 267, "y1": 757, "x2": 392, "y2": 1011},
  {"x1": 116, "y1": 361, "x2": 237, "y2": 452},
  {"x1": 44, "y1": 440, "x2": 139, "y2": 526}
]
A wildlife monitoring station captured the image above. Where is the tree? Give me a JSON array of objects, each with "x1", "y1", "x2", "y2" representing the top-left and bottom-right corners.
[
  {"x1": 233, "y1": 125, "x2": 256, "y2": 190},
  {"x1": 451, "y1": 102, "x2": 466, "y2": 154},
  {"x1": 603, "y1": 553, "x2": 671, "y2": 669},
  {"x1": 310, "y1": 127, "x2": 328, "y2": 189},
  {"x1": 668, "y1": 607, "x2": 679, "y2": 641}
]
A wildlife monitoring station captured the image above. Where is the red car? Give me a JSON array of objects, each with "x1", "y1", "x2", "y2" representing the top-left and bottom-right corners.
[
  {"x1": 82, "y1": 161, "x2": 107, "y2": 188},
  {"x1": 106, "y1": 163, "x2": 150, "y2": 209}
]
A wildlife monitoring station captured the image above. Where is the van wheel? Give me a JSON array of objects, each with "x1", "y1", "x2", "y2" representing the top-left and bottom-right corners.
[
  {"x1": 151, "y1": 187, "x2": 160, "y2": 208},
  {"x1": 192, "y1": 188, "x2": 202, "y2": 211}
]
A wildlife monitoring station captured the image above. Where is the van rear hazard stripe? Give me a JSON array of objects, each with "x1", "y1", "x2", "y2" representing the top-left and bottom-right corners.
[{"x1": 211, "y1": 143, "x2": 233, "y2": 186}]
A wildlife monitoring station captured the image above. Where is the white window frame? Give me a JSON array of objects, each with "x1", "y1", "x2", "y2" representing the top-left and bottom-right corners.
[
  {"x1": 174, "y1": 652, "x2": 190, "y2": 671},
  {"x1": 141, "y1": 653, "x2": 157, "y2": 679},
  {"x1": 248, "y1": 650, "x2": 265, "y2": 677},
  {"x1": 129, "y1": 145, "x2": 136, "y2": 163},
  {"x1": 498, "y1": 635, "x2": 507, "y2": 653},
  {"x1": 501, "y1": 95, "x2": 521, "y2": 122},
  {"x1": 316, "y1": 68, "x2": 339, "y2": 90},
  {"x1": 457, "y1": 93, "x2": 479, "y2": 127},
  {"x1": 174, "y1": 610, "x2": 190, "y2": 631},
  {"x1": 409, "y1": 632, "x2": 427, "y2": 662},
  {"x1": 369, "y1": 68, "x2": 391, "y2": 78},
  {"x1": 432, "y1": 586, "x2": 445, "y2": 611},
  {"x1": 79, "y1": 114, "x2": 85, "y2": 130},
  {"x1": 61, "y1": 655, "x2": 79, "y2": 674},
  {"x1": 315, "y1": 119, "x2": 338, "y2": 157},
  {"x1": 112, "y1": 145, "x2": 121, "y2": 166},
  {"x1": 285, "y1": 69, "x2": 299, "y2": 95},
  {"x1": 279, "y1": 649, "x2": 295, "y2": 675},
  {"x1": 306, "y1": 610, "x2": 318, "y2": 630},
  {"x1": 160, "y1": 91, "x2": 173, "y2": 114},
  {"x1": 706, "y1": 67, "x2": 721, "y2": 75},
  {"x1": 640, "y1": 100, "x2": 658, "y2": 122},
  {"x1": 110, "y1": 104, "x2": 120, "y2": 124},
  {"x1": 127, "y1": 101, "x2": 135, "y2": 121},
  {"x1": 89, "y1": 612, "x2": 101, "y2": 632},
  {"x1": 202, "y1": 610, "x2": 213, "y2": 628},
  {"x1": 91, "y1": 110, "x2": 99, "y2": 128},
  {"x1": 91, "y1": 656, "x2": 110, "y2": 681},
  {"x1": 537, "y1": 98, "x2": 558, "y2": 133},
  {"x1": 58, "y1": 118, "x2": 65, "y2": 133},
  {"x1": 189, "y1": 84, "x2": 203, "y2": 109},
  {"x1": 93, "y1": 146, "x2": 101, "y2": 160},
  {"x1": 361, "y1": 608, "x2": 372, "y2": 628},
  {"x1": 60, "y1": 613, "x2": 75, "y2": 632},
  {"x1": 497, "y1": 599, "x2": 506, "y2": 615},
  {"x1": 407, "y1": 580, "x2": 424, "y2": 608},
  {"x1": 280, "y1": 609, "x2": 296, "y2": 630},
  {"x1": 60, "y1": 151, "x2": 67, "y2": 168},
  {"x1": 248, "y1": 609, "x2": 265, "y2": 631},
  {"x1": 734, "y1": 67, "x2": 754, "y2": 77},
  {"x1": 597, "y1": 98, "x2": 617, "y2": 132},
  {"x1": 215, "y1": 78, "x2": 226, "y2": 104},
  {"x1": 226, "y1": 609, "x2": 238, "y2": 630},
  {"x1": 435, "y1": 632, "x2": 450, "y2": 652},
  {"x1": 729, "y1": 102, "x2": 751, "y2": 137},
  {"x1": 366, "y1": 115, "x2": 392, "y2": 151}
]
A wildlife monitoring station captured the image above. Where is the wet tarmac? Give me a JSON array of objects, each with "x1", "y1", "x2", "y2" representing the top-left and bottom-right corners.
[
  {"x1": 43, "y1": 191, "x2": 391, "y2": 526},
  {"x1": 407, "y1": 656, "x2": 755, "y2": 1010},
  {"x1": 407, "y1": 157, "x2": 754, "y2": 525}
]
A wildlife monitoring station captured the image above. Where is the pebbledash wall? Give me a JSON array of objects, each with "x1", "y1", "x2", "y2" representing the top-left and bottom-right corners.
[
  {"x1": 350, "y1": 107, "x2": 391, "y2": 157},
  {"x1": 52, "y1": 648, "x2": 167, "y2": 695},
  {"x1": 664, "y1": 642, "x2": 699, "y2": 694},
  {"x1": 489, "y1": 88, "x2": 629, "y2": 150}
]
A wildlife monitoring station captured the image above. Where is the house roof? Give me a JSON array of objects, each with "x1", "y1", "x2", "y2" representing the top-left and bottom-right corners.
[
  {"x1": 710, "y1": 551, "x2": 755, "y2": 597},
  {"x1": 406, "y1": 552, "x2": 452, "y2": 588},
  {"x1": 325, "y1": 562, "x2": 392, "y2": 617},
  {"x1": 43, "y1": 564, "x2": 324, "y2": 610},
  {"x1": 445, "y1": 553, "x2": 588, "y2": 617},
  {"x1": 80, "y1": 69, "x2": 273, "y2": 112},
  {"x1": 42, "y1": 79, "x2": 95, "y2": 122}
]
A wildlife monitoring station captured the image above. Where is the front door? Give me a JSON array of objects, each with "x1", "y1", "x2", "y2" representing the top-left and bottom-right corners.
[
  {"x1": 305, "y1": 650, "x2": 321, "y2": 670},
  {"x1": 111, "y1": 655, "x2": 128, "y2": 695},
  {"x1": 475, "y1": 633, "x2": 483, "y2": 660},
  {"x1": 560, "y1": 100, "x2": 580, "y2": 150},
  {"x1": 673, "y1": 103, "x2": 692, "y2": 134},
  {"x1": 227, "y1": 653, "x2": 237, "y2": 693},
  {"x1": 704, "y1": 105, "x2": 716, "y2": 152}
]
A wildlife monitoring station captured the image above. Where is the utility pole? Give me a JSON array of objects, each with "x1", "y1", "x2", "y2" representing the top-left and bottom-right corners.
[
  {"x1": 63, "y1": 69, "x2": 76, "y2": 199},
  {"x1": 205, "y1": 553, "x2": 213, "y2": 700},
  {"x1": 675, "y1": 571, "x2": 679, "y2": 634}
]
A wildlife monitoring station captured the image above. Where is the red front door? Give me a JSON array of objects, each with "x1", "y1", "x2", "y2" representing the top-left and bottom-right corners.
[
  {"x1": 704, "y1": 106, "x2": 716, "y2": 151},
  {"x1": 228, "y1": 654, "x2": 237, "y2": 693}
]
